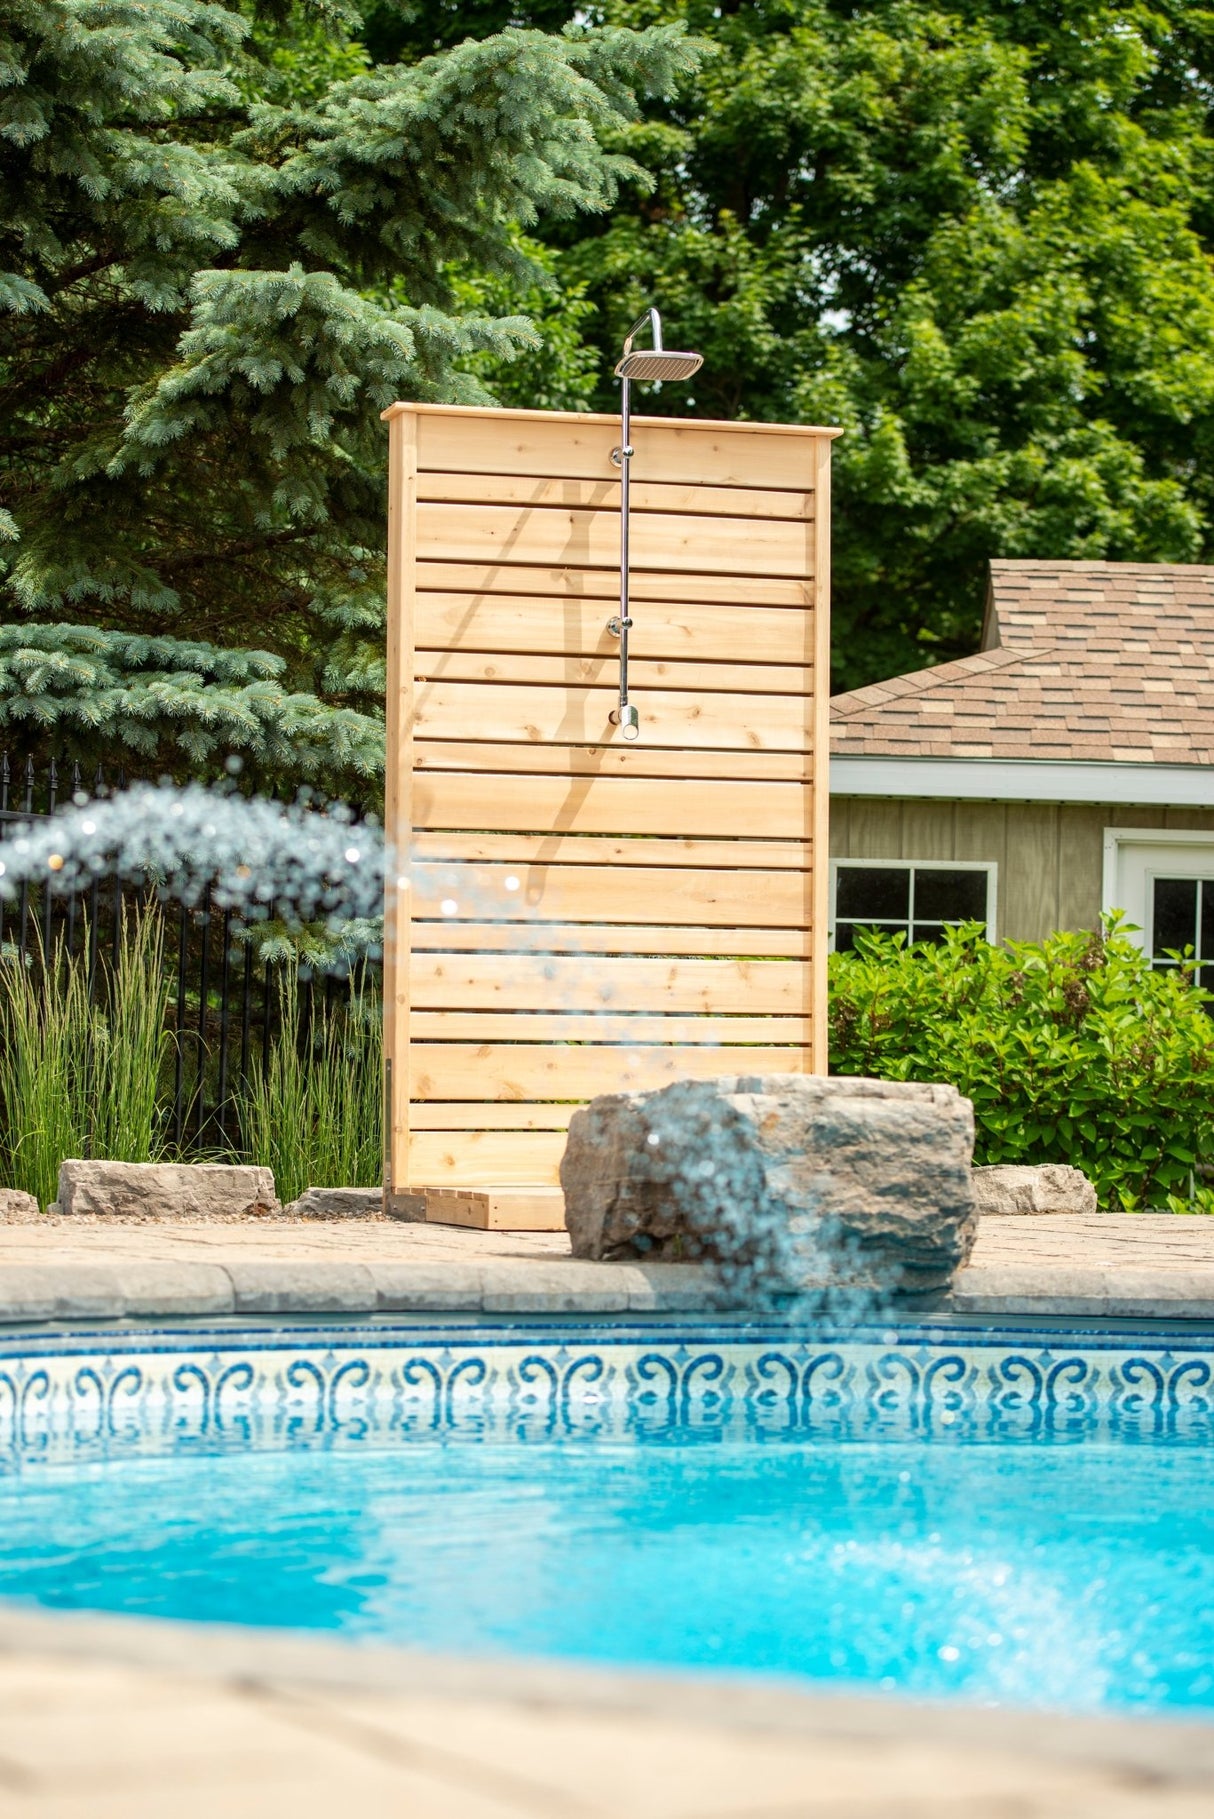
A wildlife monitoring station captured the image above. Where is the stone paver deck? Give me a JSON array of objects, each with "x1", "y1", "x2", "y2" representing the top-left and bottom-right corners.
[
  {"x1": 0, "y1": 1213, "x2": 1212, "y2": 1321},
  {"x1": 0, "y1": 1605, "x2": 1209, "y2": 1819}
]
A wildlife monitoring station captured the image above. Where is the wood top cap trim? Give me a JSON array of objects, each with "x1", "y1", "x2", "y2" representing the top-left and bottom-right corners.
[{"x1": 380, "y1": 401, "x2": 843, "y2": 438}]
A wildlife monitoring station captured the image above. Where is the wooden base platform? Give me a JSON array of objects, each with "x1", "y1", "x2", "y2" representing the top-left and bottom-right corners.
[{"x1": 416, "y1": 1187, "x2": 568, "y2": 1233}]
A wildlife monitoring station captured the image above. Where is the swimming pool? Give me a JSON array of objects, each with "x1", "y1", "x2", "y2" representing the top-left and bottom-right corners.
[{"x1": 1, "y1": 1317, "x2": 1211, "y2": 1716}]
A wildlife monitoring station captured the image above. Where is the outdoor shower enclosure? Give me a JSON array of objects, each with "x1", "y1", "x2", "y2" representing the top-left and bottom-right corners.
[{"x1": 382, "y1": 402, "x2": 837, "y2": 1223}]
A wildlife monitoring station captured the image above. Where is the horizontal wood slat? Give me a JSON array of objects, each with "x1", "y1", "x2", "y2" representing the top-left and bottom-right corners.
[
  {"x1": 408, "y1": 1129, "x2": 566, "y2": 1186},
  {"x1": 409, "y1": 955, "x2": 807, "y2": 1014},
  {"x1": 416, "y1": 471, "x2": 814, "y2": 522},
  {"x1": 409, "y1": 832, "x2": 811, "y2": 870},
  {"x1": 413, "y1": 744, "x2": 811, "y2": 784},
  {"x1": 412, "y1": 773, "x2": 809, "y2": 839},
  {"x1": 412, "y1": 408, "x2": 826, "y2": 490},
  {"x1": 409, "y1": 924, "x2": 812, "y2": 958},
  {"x1": 410, "y1": 1013, "x2": 807, "y2": 1042},
  {"x1": 410, "y1": 1103, "x2": 576, "y2": 1130},
  {"x1": 415, "y1": 503, "x2": 813, "y2": 580},
  {"x1": 409, "y1": 863, "x2": 808, "y2": 927},
  {"x1": 415, "y1": 561, "x2": 812, "y2": 608},
  {"x1": 414, "y1": 651, "x2": 811, "y2": 696},
  {"x1": 410, "y1": 1045, "x2": 802, "y2": 1102},
  {"x1": 413, "y1": 595, "x2": 813, "y2": 665},
  {"x1": 411, "y1": 682, "x2": 810, "y2": 753}
]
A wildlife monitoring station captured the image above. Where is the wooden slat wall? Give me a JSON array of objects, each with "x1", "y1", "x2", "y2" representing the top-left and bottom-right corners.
[{"x1": 382, "y1": 402, "x2": 837, "y2": 1193}]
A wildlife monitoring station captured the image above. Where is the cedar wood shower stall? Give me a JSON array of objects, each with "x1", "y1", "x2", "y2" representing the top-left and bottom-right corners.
[{"x1": 382, "y1": 403, "x2": 837, "y2": 1225}]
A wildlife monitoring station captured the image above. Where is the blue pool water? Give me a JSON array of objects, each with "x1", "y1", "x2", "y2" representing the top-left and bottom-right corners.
[{"x1": 2, "y1": 1421, "x2": 1213, "y2": 1713}]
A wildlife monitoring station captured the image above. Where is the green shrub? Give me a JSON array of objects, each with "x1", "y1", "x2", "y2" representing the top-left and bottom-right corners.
[
  {"x1": 241, "y1": 962, "x2": 382, "y2": 1203},
  {"x1": 829, "y1": 921, "x2": 1214, "y2": 1212},
  {"x1": 0, "y1": 908, "x2": 172, "y2": 1206}
]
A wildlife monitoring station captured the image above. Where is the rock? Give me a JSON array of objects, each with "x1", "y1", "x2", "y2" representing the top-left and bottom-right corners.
[
  {"x1": 0, "y1": 1189, "x2": 39, "y2": 1219},
  {"x1": 287, "y1": 1187, "x2": 383, "y2": 1219},
  {"x1": 561, "y1": 1074, "x2": 977, "y2": 1298},
  {"x1": 972, "y1": 1164, "x2": 1097, "y2": 1216},
  {"x1": 57, "y1": 1161, "x2": 280, "y2": 1219}
]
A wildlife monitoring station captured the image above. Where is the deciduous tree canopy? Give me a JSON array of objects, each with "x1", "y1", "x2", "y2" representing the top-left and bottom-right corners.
[{"x1": 452, "y1": 0, "x2": 1214, "y2": 683}]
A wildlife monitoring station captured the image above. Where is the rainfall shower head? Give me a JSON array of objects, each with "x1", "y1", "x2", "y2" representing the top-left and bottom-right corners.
[
  {"x1": 614, "y1": 308, "x2": 703, "y2": 385},
  {"x1": 614, "y1": 347, "x2": 704, "y2": 382}
]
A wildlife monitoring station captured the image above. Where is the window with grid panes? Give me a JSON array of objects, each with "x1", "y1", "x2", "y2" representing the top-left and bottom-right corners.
[
  {"x1": 1150, "y1": 875, "x2": 1214, "y2": 990},
  {"x1": 832, "y1": 863, "x2": 993, "y2": 951}
]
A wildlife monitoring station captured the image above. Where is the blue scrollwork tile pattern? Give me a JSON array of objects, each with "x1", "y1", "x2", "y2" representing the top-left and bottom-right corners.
[{"x1": 0, "y1": 1320, "x2": 1210, "y2": 1464}]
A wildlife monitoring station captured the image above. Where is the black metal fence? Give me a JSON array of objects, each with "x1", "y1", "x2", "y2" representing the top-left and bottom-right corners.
[{"x1": 0, "y1": 754, "x2": 378, "y2": 1154}]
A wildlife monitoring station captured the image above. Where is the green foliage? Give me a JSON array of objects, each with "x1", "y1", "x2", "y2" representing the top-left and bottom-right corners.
[
  {"x1": 89, "y1": 907, "x2": 173, "y2": 1167},
  {"x1": 0, "y1": 623, "x2": 383, "y2": 790},
  {"x1": 447, "y1": 234, "x2": 601, "y2": 412},
  {"x1": 0, "y1": 907, "x2": 171, "y2": 1205},
  {"x1": 241, "y1": 960, "x2": 382, "y2": 1199},
  {"x1": 411, "y1": 0, "x2": 1214, "y2": 685},
  {"x1": 0, "y1": 0, "x2": 701, "y2": 779},
  {"x1": 0, "y1": 934, "x2": 87, "y2": 1206},
  {"x1": 829, "y1": 922, "x2": 1214, "y2": 1211}
]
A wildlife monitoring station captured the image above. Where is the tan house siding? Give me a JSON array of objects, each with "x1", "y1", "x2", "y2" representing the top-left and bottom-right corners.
[{"x1": 830, "y1": 800, "x2": 1214, "y2": 942}]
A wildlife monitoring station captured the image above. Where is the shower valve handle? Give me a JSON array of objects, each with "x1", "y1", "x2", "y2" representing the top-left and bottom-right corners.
[
  {"x1": 606, "y1": 616, "x2": 633, "y2": 637},
  {"x1": 610, "y1": 444, "x2": 634, "y2": 467}
]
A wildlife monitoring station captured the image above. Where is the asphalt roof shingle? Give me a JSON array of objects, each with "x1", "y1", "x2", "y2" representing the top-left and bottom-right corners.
[{"x1": 829, "y1": 561, "x2": 1214, "y2": 764}]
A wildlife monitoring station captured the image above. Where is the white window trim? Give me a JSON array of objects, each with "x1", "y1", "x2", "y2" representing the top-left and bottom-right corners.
[
  {"x1": 832, "y1": 755, "x2": 1214, "y2": 805},
  {"x1": 1102, "y1": 827, "x2": 1214, "y2": 952},
  {"x1": 828, "y1": 858, "x2": 998, "y2": 951}
]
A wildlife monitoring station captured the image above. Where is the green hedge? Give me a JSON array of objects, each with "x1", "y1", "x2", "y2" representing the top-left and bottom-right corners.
[{"x1": 828, "y1": 922, "x2": 1214, "y2": 1212}]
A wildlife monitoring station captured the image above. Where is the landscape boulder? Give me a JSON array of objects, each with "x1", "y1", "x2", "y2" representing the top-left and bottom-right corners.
[
  {"x1": 57, "y1": 1161, "x2": 280, "y2": 1219},
  {"x1": 972, "y1": 1163, "x2": 1097, "y2": 1216},
  {"x1": 287, "y1": 1187, "x2": 383, "y2": 1219},
  {"x1": 561, "y1": 1074, "x2": 977, "y2": 1298},
  {"x1": 0, "y1": 1189, "x2": 39, "y2": 1218}
]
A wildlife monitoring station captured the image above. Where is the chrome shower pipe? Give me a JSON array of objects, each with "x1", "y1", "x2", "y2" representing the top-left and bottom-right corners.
[
  {"x1": 609, "y1": 310, "x2": 703, "y2": 743},
  {"x1": 611, "y1": 343, "x2": 638, "y2": 741}
]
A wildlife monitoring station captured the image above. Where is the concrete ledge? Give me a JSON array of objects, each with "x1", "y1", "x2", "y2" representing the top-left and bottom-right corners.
[
  {"x1": 0, "y1": 1265, "x2": 126, "y2": 1322},
  {"x1": 225, "y1": 1261, "x2": 379, "y2": 1315},
  {"x1": 0, "y1": 1212, "x2": 1212, "y2": 1324},
  {"x1": 370, "y1": 1261, "x2": 486, "y2": 1312},
  {"x1": 956, "y1": 1264, "x2": 1214, "y2": 1318}
]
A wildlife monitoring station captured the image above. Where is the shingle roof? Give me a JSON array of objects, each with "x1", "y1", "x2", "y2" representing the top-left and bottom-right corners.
[{"x1": 830, "y1": 561, "x2": 1214, "y2": 764}]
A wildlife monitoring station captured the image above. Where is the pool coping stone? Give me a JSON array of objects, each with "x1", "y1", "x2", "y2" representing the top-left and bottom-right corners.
[
  {"x1": 0, "y1": 1601, "x2": 1211, "y2": 1794},
  {"x1": 1, "y1": 1214, "x2": 1214, "y2": 1324}
]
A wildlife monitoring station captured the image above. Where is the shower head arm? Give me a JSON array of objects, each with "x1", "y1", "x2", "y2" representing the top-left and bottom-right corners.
[{"x1": 619, "y1": 308, "x2": 665, "y2": 366}]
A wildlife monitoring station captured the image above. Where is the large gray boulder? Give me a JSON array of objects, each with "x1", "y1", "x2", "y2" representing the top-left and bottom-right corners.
[
  {"x1": 57, "y1": 1161, "x2": 280, "y2": 1219},
  {"x1": 561, "y1": 1074, "x2": 977, "y2": 1298},
  {"x1": 972, "y1": 1163, "x2": 1097, "y2": 1216}
]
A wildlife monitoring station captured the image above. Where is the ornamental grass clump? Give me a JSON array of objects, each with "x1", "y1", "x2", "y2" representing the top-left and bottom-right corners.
[
  {"x1": 241, "y1": 961, "x2": 382, "y2": 1203},
  {"x1": 0, "y1": 908, "x2": 172, "y2": 1207},
  {"x1": 829, "y1": 921, "x2": 1214, "y2": 1212}
]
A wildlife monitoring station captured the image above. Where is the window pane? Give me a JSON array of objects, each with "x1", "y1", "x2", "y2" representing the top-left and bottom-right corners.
[
  {"x1": 834, "y1": 922, "x2": 861, "y2": 952},
  {"x1": 1202, "y1": 882, "x2": 1214, "y2": 961},
  {"x1": 1201, "y1": 964, "x2": 1214, "y2": 997},
  {"x1": 911, "y1": 922, "x2": 948, "y2": 945},
  {"x1": 835, "y1": 866, "x2": 909, "y2": 920},
  {"x1": 1152, "y1": 877, "x2": 1198, "y2": 957},
  {"x1": 913, "y1": 868, "x2": 988, "y2": 923}
]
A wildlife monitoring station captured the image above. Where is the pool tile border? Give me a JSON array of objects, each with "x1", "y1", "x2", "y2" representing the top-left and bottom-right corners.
[{"x1": 0, "y1": 1319, "x2": 1211, "y2": 1460}]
